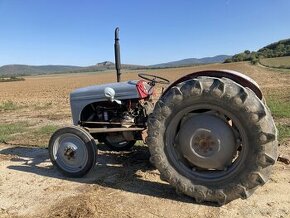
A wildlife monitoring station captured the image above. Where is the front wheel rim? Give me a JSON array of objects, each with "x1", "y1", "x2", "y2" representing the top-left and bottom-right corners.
[{"x1": 53, "y1": 133, "x2": 88, "y2": 173}]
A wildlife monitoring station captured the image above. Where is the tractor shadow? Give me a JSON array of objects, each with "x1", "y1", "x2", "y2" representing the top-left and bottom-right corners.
[{"x1": 0, "y1": 144, "x2": 216, "y2": 206}]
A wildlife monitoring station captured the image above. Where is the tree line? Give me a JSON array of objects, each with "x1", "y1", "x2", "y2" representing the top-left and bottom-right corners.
[{"x1": 224, "y1": 39, "x2": 290, "y2": 64}]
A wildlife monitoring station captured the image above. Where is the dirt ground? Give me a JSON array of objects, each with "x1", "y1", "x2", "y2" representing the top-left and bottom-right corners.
[{"x1": 0, "y1": 62, "x2": 290, "y2": 218}]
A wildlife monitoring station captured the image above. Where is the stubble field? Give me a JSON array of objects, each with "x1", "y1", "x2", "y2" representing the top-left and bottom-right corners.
[{"x1": 0, "y1": 62, "x2": 289, "y2": 217}]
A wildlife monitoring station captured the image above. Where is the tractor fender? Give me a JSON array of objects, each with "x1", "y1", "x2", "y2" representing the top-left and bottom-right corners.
[{"x1": 163, "y1": 70, "x2": 263, "y2": 99}]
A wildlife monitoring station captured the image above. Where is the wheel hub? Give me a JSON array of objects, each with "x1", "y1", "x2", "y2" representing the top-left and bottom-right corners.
[
  {"x1": 178, "y1": 114, "x2": 236, "y2": 170},
  {"x1": 191, "y1": 129, "x2": 219, "y2": 157},
  {"x1": 64, "y1": 146, "x2": 76, "y2": 160}
]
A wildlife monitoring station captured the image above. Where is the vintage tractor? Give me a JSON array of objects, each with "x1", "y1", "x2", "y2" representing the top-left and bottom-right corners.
[{"x1": 48, "y1": 28, "x2": 278, "y2": 205}]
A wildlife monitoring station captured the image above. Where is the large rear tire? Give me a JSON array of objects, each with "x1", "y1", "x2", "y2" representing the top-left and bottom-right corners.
[
  {"x1": 147, "y1": 76, "x2": 278, "y2": 205},
  {"x1": 49, "y1": 126, "x2": 97, "y2": 178}
]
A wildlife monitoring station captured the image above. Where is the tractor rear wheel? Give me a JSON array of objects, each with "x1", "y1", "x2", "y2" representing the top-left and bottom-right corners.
[
  {"x1": 147, "y1": 76, "x2": 278, "y2": 205},
  {"x1": 49, "y1": 126, "x2": 97, "y2": 177}
]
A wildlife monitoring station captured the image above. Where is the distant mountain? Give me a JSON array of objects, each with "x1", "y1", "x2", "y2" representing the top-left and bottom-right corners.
[
  {"x1": 150, "y1": 55, "x2": 231, "y2": 68},
  {"x1": 0, "y1": 63, "x2": 145, "y2": 77},
  {"x1": 0, "y1": 55, "x2": 231, "y2": 77},
  {"x1": 96, "y1": 61, "x2": 114, "y2": 66},
  {"x1": 79, "y1": 62, "x2": 145, "y2": 73},
  {"x1": 0, "y1": 64, "x2": 83, "y2": 76}
]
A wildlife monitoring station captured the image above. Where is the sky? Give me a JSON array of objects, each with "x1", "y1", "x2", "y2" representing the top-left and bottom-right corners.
[{"x1": 0, "y1": 0, "x2": 290, "y2": 66}]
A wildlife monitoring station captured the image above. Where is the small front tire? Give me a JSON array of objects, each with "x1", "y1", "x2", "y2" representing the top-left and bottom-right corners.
[{"x1": 48, "y1": 126, "x2": 97, "y2": 178}]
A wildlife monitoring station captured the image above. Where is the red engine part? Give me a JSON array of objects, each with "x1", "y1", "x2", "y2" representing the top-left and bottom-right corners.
[{"x1": 136, "y1": 80, "x2": 154, "y2": 99}]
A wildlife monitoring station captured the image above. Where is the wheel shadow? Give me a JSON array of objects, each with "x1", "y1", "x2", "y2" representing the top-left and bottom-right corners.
[{"x1": 0, "y1": 144, "x2": 215, "y2": 205}]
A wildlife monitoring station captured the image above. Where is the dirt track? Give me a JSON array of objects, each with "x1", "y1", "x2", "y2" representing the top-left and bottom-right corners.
[
  {"x1": 0, "y1": 62, "x2": 290, "y2": 217},
  {"x1": 0, "y1": 142, "x2": 289, "y2": 218}
]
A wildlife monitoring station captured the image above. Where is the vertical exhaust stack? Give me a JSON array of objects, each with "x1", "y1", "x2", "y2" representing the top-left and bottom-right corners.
[{"x1": 114, "y1": 27, "x2": 121, "y2": 82}]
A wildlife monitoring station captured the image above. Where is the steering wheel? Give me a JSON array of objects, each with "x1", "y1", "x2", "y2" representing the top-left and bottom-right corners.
[{"x1": 138, "y1": 73, "x2": 170, "y2": 86}]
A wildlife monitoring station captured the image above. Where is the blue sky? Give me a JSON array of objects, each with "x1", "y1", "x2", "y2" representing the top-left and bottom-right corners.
[{"x1": 0, "y1": 0, "x2": 290, "y2": 66}]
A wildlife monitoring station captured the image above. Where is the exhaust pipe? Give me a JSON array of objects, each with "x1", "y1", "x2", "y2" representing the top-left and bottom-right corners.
[{"x1": 114, "y1": 27, "x2": 121, "y2": 82}]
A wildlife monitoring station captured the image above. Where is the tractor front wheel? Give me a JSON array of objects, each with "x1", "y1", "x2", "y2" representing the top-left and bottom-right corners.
[
  {"x1": 147, "y1": 76, "x2": 278, "y2": 205},
  {"x1": 48, "y1": 126, "x2": 97, "y2": 177}
]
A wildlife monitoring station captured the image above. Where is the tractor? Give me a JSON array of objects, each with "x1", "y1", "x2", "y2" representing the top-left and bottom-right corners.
[{"x1": 48, "y1": 28, "x2": 278, "y2": 205}]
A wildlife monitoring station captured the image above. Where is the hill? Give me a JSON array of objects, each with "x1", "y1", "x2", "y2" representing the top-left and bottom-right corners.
[
  {"x1": 151, "y1": 55, "x2": 231, "y2": 68},
  {"x1": 224, "y1": 38, "x2": 290, "y2": 63},
  {"x1": 0, "y1": 65, "x2": 83, "y2": 77},
  {"x1": 0, "y1": 63, "x2": 145, "y2": 77},
  {"x1": 258, "y1": 38, "x2": 290, "y2": 56},
  {"x1": 0, "y1": 55, "x2": 230, "y2": 76}
]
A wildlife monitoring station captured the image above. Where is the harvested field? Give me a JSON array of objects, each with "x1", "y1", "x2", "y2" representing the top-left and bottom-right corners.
[{"x1": 0, "y1": 62, "x2": 290, "y2": 218}]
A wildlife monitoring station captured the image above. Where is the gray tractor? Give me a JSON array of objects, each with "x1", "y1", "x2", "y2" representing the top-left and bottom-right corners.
[{"x1": 48, "y1": 28, "x2": 278, "y2": 205}]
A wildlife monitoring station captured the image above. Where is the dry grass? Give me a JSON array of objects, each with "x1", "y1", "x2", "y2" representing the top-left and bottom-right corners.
[
  {"x1": 0, "y1": 61, "x2": 289, "y2": 146},
  {"x1": 260, "y1": 56, "x2": 290, "y2": 69},
  {"x1": 0, "y1": 122, "x2": 30, "y2": 143}
]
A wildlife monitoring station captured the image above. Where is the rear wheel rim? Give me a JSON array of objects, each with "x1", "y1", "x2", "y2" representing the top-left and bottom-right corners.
[{"x1": 165, "y1": 103, "x2": 248, "y2": 183}]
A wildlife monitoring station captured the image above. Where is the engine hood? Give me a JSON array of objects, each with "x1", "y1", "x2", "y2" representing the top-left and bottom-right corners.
[
  {"x1": 70, "y1": 80, "x2": 140, "y2": 101},
  {"x1": 70, "y1": 80, "x2": 140, "y2": 125}
]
